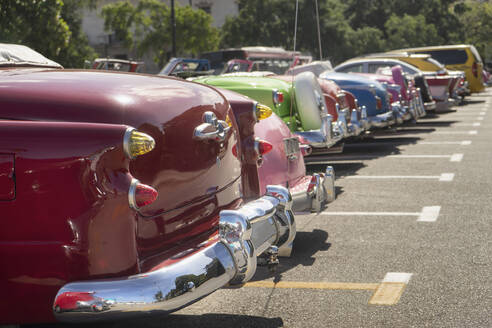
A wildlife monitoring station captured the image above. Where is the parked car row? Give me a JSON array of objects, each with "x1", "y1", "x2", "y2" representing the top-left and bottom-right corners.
[{"x1": 3, "y1": 41, "x2": 487, "y2": 325}]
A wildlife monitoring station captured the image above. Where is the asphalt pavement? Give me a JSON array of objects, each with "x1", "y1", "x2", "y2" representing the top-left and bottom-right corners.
[{"x1": 35, "y1": 89, "x2": 492, "y2": 328}]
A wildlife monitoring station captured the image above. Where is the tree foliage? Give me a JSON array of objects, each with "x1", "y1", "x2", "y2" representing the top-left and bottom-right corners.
[
  {"x1": 385, "y1": 14, "x2": 442, "y2": 50},
  {"x1": 455, "y1": 1, "x2": 492, "y2": 61},
  {"x1": 101, "y1": 0, "x2": 219, "y2": 67},
  {"x1": 220, "y1": 0, "x2": 491, "y2": 64},
  {"x1": 0, "y1": 0, "x2": 96, "y2": 68}
]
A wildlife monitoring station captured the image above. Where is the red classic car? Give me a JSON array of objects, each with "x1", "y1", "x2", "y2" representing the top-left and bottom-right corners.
[{"x1": 0, "y1": 44, "x2": 296, "y2": 324}]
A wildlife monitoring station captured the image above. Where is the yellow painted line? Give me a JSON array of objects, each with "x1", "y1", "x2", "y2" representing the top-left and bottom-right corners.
[
  {"x1": 235, "y1": 272, "x2": 412, "y2": 306},
  {"x1": 242, "y1": 281, "x2": 379, "y2": 290},
  {"x1": 368, "y1": 282, "x2": 407, "y2": 305}
]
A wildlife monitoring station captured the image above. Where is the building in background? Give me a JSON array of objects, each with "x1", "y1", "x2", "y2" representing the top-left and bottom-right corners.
[{"x1": 82, "y1": 0, "x2": 238, "y2": 73}]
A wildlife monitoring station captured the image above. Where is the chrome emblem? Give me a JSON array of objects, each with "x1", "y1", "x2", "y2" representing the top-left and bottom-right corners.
[{"x1": 194, "y1": 111, "x2": 231, "y2": 142}]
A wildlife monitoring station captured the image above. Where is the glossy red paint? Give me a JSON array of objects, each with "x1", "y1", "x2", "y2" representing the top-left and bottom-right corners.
[
  {"x1": 0, "y1": 68, "x2": 247, "y2": 324},
  {"x1": 214, "y1": 88, "x2": 262, "y2": 201},
  {"x1": 254, "y1": 113, "x2": 306, "y2": 195},
  {"x1": 0, "y1": 154, "x2": 15, "y2": 200}
]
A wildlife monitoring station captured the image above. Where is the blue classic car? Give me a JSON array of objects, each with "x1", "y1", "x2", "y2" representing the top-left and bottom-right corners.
[{"x1": 319, "y1": 72, "x2": 396, "y2": 129}]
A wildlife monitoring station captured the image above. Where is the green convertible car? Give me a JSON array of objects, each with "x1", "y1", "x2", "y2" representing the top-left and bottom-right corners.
[{"x1": 193, "y1": 72, "x2": 347, "y2": 150}]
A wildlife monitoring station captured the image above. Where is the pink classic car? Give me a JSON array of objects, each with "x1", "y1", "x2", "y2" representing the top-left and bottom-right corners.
[
  {"x1": 217, "y1": 88, "x2": 336, "y2": 214},
  {"x1": 0, "y1": 44, "x2": 297, "y2": 324}
]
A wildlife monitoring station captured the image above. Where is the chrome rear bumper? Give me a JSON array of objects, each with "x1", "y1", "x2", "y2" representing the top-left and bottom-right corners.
[
  {"x1": 391, "y1": 103, "x2": 413, "y2": 125},
  {"x1": 367, "y1": 110, "x2": 396, "y2": 129},
  {"x1": 424, "y1": 100, "x2": 436, "y2": 111},
  {"x1": 53, "y1": 186, "x2": 295, "y2": 323},
  {"x1": 347, "y1": 106, "x2": 368, "y2": 137},
  {"x1": 295, "y1": 114, "x2": 343, "y2": 149},
  {"x1": 291, "y1": 166, "x2": 335, "y2": 213}
]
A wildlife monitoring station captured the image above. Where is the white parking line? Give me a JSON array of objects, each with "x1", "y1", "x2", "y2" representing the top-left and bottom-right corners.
[
  {"x1": 480, "y1": 112, "x2": 486, "y2": 115},
  {"x1": 383, "y1": 272, "x2": 413, "y2": 284},
  {"x1": 319, "y1": 211, "x2": 421, "y2": 216},
  {"x1": 417, "y1": 206, "x2": 441, "y2": 222},
  {"x1": 432, "y1": 130, "x2": 477, "y2": 135},
  {"x1": 345, "y1": 173, "x2": 454, "y2": 182},
  {"x1": 453, "y1": 123, "x2": 481, "y2": 127},
  {"x1": 439, "y1": 173, "x2": 455, "y2": 181},
  {"x1": 387, "y1": 154, "x2": 463, "y2": 162},
  {"x1": 477, "y1": 117, "x2": 484, "y2": 121},
  {"x1": 418, "y1": 141, "x2": 471, "y2": 146},
  {"x1": 450, "y1": 153, "x2": 464, "y2": 162},
  {"x1": 369, "y1": 272, "x2": 413, "y2": 305},
  {"x1": 318, "y1": 206, "x2": 441, "y2": 222},
  {"x1": 306, "y1": 153, "x2": 464, "y2": 163}
]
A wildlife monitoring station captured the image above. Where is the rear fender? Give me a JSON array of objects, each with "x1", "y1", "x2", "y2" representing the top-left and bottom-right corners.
[{"x1": 0, "y1": 121, "x2": 141, "y2": 323}]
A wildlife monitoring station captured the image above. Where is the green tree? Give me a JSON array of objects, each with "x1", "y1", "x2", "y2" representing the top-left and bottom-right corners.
[
  {"x1": 221, "y1": 0, "x2": 359, "y2": 64},
  {"x1": 101, "y1": 0, "x2": 219, "y2": 67},
  {"x1": 0, "y1": 0, "x2": 70, "y2": 59},
  {"x1": 455, "y1": 1, "x2": 492, "y2": 62},
  {"x1": 220, "y1": 0, "x2": 295, "y2": 49},
  {"x1": 57, "y1": 0, "x2": 98, "y2": 68},
  {"x1": 0, "y1": 0, "x2": 97, "y2": 67},
  {"x1": 385, "y1": 14, "x2": 442, "y2": 50}
]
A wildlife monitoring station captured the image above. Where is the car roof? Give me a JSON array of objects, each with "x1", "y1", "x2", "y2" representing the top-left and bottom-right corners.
[
  {"x1": 395, "y1": 44, "x2": 472, "y2": 51},
  {"x1": 335, "y1": 58, "x2": 421, "y2": 73}
]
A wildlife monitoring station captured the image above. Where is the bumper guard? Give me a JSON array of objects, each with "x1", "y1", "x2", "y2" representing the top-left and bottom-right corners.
[{"x1": 53, "y1": 185, "x2": 295, "y2": 323}]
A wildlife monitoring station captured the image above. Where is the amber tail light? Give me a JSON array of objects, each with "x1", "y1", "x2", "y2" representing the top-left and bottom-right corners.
[
  {"x1": 129, "y1": 179, "x2": 158, "y2": 210},
  {"x1": 254, "y1": 103, "x2": 273, "y2": 121},
  {"x1": 472, "y1": 62, "x2": 478, "y2": 78},
  {"x1": 123, "y1": 128, "x2": 156, "y2": 159}
]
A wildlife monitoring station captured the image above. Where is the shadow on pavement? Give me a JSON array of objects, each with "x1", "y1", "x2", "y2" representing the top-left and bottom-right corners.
[
  {"x1": 416, "y1": 120, "x2": 459, "y2": 127},
  {"x1": 250, "y1": 229, "x2": 331, "y2": 282},
  {"x1": 305, "y1": 135, "x2": 422, "y2": 165},
  {"x1": 25, "y1": 314, "x2": 283, "y2": 328},
  {"x1": 461, "y1": 99, "x2": 486, "y2": 105}
]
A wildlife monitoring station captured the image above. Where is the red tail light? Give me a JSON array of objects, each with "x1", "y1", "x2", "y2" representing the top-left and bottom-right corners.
[
  {"x1": 273, "y1": 90, "x2": 284, "y2": 106},
  {"x1": 300, "y1": 144, "x2": 312, "y2": 157},
  {"x1": 256, "y1": 139, "x2": 273, "y2": 155},
  {"x1": 307, "y1": 175, "x2": 318, "y2": 193},
  {"x1": 129, "y1": 179, "x2": 158, "y2": 210},
  {"x1": 375, "y1": 96, "x2": 382, "y2": 109},
  {"x1": 472, "y1": 62, "x2": 478, "y2": 78}
]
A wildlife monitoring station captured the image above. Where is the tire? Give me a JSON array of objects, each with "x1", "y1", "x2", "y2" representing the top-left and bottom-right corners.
[{"x1": 294, "y1": 71, "x2": 326, "y2": 131}]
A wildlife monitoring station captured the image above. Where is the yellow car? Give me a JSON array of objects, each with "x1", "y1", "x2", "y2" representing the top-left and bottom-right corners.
[
  {"x1": 366, "y1": 52, "x2": 446, "y2": 73},
  {"x1": 391, "y1": 45, "x2": 484, "y2": 93}
]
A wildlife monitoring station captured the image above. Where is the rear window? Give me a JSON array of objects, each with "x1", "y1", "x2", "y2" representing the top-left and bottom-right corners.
[
  {"x1": 338, "y1": 63, "x2": 363, "y2": 73},
  {"x1": 422, "y1": 50, "x2": 468, "y2": 65}
]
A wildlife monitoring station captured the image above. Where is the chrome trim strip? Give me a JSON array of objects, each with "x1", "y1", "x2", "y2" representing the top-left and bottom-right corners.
[
  {"x1": 367, "y1": 111, "x2": 396, "y2": 128},
  {"x1": 128, "y1": 178, "x2": 139, "y2": 211},
  {"x1": 123, "y1": 127, "x2": 136, "y2": 159},
  {"x1": 252, "y1": 101, "x2": 258, "y2": 122}
]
